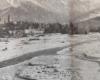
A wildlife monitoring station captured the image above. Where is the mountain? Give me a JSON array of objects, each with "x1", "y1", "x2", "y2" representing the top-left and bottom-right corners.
[
  {"x1": 76, "y1": 16, "x2": 100, "y2": 32},
  {"x1": 1, "y1": 0, "x2": 100, "y2": 24},
  {"x1": 0, "y1": 0, "x2": 68, "y2": 24}
]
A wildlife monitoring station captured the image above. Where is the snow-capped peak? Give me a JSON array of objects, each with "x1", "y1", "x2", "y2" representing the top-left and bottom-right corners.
[{"x1": 5, "y1": 0, "x2": 68, "y2": 14}]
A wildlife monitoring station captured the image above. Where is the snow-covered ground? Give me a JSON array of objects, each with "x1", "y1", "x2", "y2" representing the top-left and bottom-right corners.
[
  {"x1": 3, "y1": 32, "x2": 97, "y2": 62},
  {"x1": 0, "y1": 33, "x2": 100, "y2": 80},
  {"x1": 72, "y1": 33, "x2": 100, "y2": 57},
  {"x1": 0, "y1": 33, "x2": 69, "y2": 62},
  {"x1": 0, "y1": 48, "x2": 72, "y2": 80}
]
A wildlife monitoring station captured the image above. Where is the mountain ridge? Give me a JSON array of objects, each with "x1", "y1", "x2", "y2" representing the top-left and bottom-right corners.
[{"x1": 0, "y1": 0, "x2": 68, "y2": 24}]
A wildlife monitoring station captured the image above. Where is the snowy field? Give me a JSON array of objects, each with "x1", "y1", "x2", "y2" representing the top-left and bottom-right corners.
[
  {"x1": 0, "y1": 33, "x2": 69, "y2": 62},
  {"x1": 0, "y1": 33, "x2": 100, "y2": 80}
]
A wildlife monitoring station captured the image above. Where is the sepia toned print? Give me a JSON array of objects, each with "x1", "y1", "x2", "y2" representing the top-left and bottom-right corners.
[{"x1": 0, "y1": 0, "x2": 100, "y2": 80}]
